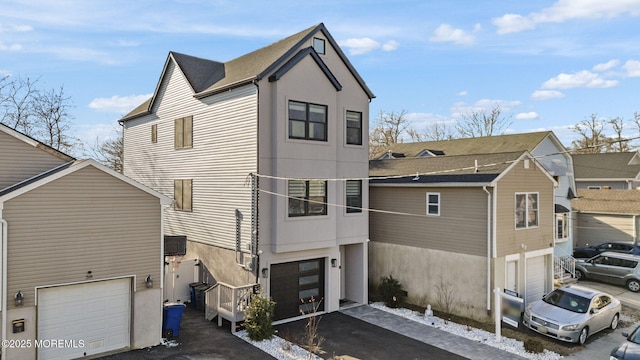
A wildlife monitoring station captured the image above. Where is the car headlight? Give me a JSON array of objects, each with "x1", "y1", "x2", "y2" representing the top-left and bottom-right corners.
[
  {"x1": 524, "y1": 308, "x2": 531, "y2": 318},
  {"x1": 562, "y1": 324, "x2": 580, "y2": 331},
  {"x1": 609, "y1": 356, "x2": 621, "y2": 360}
]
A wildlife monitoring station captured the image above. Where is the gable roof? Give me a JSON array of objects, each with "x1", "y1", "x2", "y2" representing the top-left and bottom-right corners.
[
  {"x1": 0, "y1": 122, "x2": 75, "y2": 162},
  {"x1": 0, "y1": 158, "x2": 171, "y2": 205},
  {"x1": 120, "y1": 23, "x2": 373, "y2": 122},
  {"x1": 374, "y1": 131, "x2": 554, "y2": 159},
  {"x1": 573, "y1": 189, "x2": 640, "y2": 214},
  {"x1": 572, "y1": 152, "x2": 640, "y2": 180},
  {"x1": 369, "y1": 151, "x2": 535, "y2": 185}
]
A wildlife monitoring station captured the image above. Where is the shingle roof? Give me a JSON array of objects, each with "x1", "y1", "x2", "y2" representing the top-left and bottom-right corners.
[
  {"x1": 374, "y1": 131, "x2": 552, "y2": 159},
  {"x1": 369, "y1": 151, "x2": 526, "y2": 184},
  {"x1": 120, "y1": 23, "x2": 374, "y2": 122},
  {"x1": 572, "y1": 152, "x2": 640, "y2": 180},
  {"x1": 572, "y1": 189, "x2": 640, "y2": 214}
]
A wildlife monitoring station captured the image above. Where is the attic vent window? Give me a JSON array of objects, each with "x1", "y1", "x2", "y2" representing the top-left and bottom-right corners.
[{"x1": 313, "y1": 38, "x2": 325, "y2": 55}]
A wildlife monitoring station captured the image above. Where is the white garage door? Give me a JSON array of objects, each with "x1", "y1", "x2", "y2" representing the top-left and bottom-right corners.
[
  {"x1": 37, "y1": 278, "x2": 131, "y2": 360},
  {"x1": 525, "y1": 256, "x2": 546, "y2": 305}
]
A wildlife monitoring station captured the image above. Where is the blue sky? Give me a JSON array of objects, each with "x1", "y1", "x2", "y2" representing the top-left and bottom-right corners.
[{"x1": 2, "y1": 0, "x2": 640, "y2": 151}]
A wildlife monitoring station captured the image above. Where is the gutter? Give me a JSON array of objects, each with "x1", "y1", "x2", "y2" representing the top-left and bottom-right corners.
[
  {"x1": 1, "y1": 211, "x2": 7, "y2": 360},
  {"x1": 483, "y1": 186, "x2": 492, "y2": 315}
]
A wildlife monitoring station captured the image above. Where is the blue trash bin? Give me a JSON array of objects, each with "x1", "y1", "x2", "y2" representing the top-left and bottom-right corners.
[{"x1": 163, "y1": 303, "x2": 186, "y2": 337}]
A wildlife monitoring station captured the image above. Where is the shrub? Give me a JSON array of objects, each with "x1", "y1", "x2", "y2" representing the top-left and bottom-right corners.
[
  {"x1": 244, "y1": 294, "x2": 276, "y2": 341},
  {"x1": 379, "y1": 275, "x2": 406, "y2": 308},
  {"x1": 524, "y1": 338, "x2": 544, "y2": 354}
]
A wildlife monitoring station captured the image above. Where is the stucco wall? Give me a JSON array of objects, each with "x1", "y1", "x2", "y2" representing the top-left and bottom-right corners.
[{"x1": 369, "y1": 242, "x2": 489, "y2": 320}]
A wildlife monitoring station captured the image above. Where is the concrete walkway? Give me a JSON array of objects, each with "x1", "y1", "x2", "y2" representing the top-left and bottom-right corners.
[{"x1": 341, "y1": 305, "x2": 527, "y2": 360}]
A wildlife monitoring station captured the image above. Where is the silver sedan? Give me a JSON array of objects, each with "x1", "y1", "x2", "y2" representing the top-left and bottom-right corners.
[{"x1": 522, "y1": 284, "x2": 621, "y2": 344}]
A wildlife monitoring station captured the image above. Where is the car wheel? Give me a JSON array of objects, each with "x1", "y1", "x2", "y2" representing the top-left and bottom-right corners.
[
  {"x1": 575, "y1": 270, "x2": 585, "y2": 280},
  {"x1": 627, "y1": 279, "x2": 640, "y2": 292},
  {"x1": 610, "y1": 314, "x2": 619, "y2": 330},
  {"x1": 578, "y1": 327, "x2": 589, "y2": 345}
]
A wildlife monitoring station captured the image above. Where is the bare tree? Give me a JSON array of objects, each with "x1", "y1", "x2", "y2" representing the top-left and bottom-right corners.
[
  {"x1": 0, "y1": 76, "x2": 40, "y2": 136},
  {"x1": 407, "y1": 122, "x2": 455, "y2": 142},
  {"x1": 32, "y1": 86, "x2": 79, "y2": 154},
  {"x1": 85, "y1": 127, "x2": 123, "y2": 173},
  {"x1": 369, "y1": 110, "x2": 409, "y2": 158},
  {"x1": 570, "y1": 114, "x2": 608, "y2": 154},
  {"x1": 456, "y1": 105, "x2": 512, "y2": 138},
  {"x1": 608, "y1": 117, "x2": 630, "y2": 152}
]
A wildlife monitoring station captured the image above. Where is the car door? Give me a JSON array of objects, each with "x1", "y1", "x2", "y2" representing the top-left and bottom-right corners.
[
  {"x1": 586, "y1": 255, "x2": 610, "y2": 281},
  {"x1": 591, "y1": 295, "x2": 613, "y2": 333}
]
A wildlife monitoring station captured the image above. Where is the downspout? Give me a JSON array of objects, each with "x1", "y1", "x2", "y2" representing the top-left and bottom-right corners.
[
  {"x1": 483, "y1": 186, "x2": 491, "y2": 314},
  {"x1": 252, "y1": 80, "x2": 260, "y2": 286},
  {"x1": 1, "y1": 210, "x2": 8, "y2": 360}
]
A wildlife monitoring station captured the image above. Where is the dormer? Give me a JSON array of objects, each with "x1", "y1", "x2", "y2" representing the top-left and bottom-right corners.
[{"x1": 417, "y1": 149, "x2": 445, "y2": 157}]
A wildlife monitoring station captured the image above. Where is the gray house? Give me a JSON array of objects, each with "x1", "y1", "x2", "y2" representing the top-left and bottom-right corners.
[
  {"x1": 120, "y1": 23, "x2": 374, "y2": 322},
  {"x1": 573, "y1": 152, "x2": 640, "y2": 190},
  {"x1": 0, "y1": 124, "x2": 170, "y2": 360}
]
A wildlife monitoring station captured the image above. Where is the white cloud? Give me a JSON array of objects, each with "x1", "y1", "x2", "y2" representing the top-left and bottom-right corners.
[
  {"x1": 0, "y1": 24, "x2": 33, "y2": 32},
  {"x1": 542, "y1": 70, "x2": 618, "y2": 89},
  {"x1": 493, "y1": 0, "x2": 640, "y2": 34},
  {"x1": 531, "y1": 90, "x2": 565, "y2": 100},
  {"x1": 515, "y1": 112, "x2": 539, "y2": 120},
  {"x1": 592, "y1": 59, "x2": 620, "y2": 72},
  {"x1": 450, "y1": 99, "x2": 521, "y2": 118},
  {"x1": 381, "y1": 40, "x2": 399, "y2": 52},
  {"x1": 0, "y1": 43, "x2": 23, "y2": 51},
  {"x1": 457, "y1": 90, "x2": 468, "y2": 96},
  {"x1": 429, "y1": 24, "x2": 475, "y2": 45},
  {"x1": 88, "y1": 94, "x2": 151, "y2": 114},
  {"x1": 623, "y1": 60, "x2": 640, "y2": 77}
]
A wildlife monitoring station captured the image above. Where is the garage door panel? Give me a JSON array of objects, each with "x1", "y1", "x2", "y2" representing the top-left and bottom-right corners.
[
  {"x1": 525, "y1": 256, "x2": 546, "y2": 305},
  {"x1": 38, "y1": 278, "x2": 131, "y2": 360}
]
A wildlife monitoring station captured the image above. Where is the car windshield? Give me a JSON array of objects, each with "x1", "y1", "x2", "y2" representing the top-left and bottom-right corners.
[
  {"x1": 543, "y1": 289, "x2": 590, "y2": 314},
  {"x1": 629, "y1": 327, "x2": 640, "y2": 345}
]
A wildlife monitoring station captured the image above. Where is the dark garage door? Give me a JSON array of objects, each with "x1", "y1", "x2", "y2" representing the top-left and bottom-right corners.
[{"x1": 271, "y1": 258, "x2": 325, "y2": 320}]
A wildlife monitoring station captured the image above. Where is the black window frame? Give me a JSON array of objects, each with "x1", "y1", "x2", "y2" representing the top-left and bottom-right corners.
[
  {"x1": 346, "y1": 110, "x2": 363, "y2": 145},
  {"x1": 346, "y1": 180, "x2": 362, "y2": 213},
  {"x1": 288, "y1": 180, "x2": 327, "y2": 217},
  {"x1": 288, "y1": 100, "x2": 328, "y2": 142},
  {"x1": 313, "y1": 37, "x2": 326, "y2": 55}
]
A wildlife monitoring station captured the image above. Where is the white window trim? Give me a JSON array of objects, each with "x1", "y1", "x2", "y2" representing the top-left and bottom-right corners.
[
  {"x1": 426, "y1": 192, "x2": 440, "y2": 216},
  {"x1": 515, "y1": 192, "x2": 539, "y2": 230}
]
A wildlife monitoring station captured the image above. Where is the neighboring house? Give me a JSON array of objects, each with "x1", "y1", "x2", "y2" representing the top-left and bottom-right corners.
[
  {"x1": 572, "y1": 152, "x2": 640, "y2": 190},
  {"x1": 0, "y1": 124, "x2": 171, "y2": 360},
  {"x1": 376, "y1": 132, "x2": 577, "y2": 263},
  {"x1": 369, "y1": 151, "x2": 557, "y2": 319},
  {"x1": 119, "y1": 23, "x2": 374, "y2": 322},
  {"x1": 572, "y1": 189, "x2": 640, "y2": 247}
]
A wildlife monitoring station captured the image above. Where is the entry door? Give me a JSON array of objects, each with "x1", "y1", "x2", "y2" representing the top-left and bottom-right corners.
[
  {"x1": 271, "y1": 258, "x2": 325, "y2": 320},
  {"x1": 37, "y1": 278, "x2": 131, "y2": 360}
]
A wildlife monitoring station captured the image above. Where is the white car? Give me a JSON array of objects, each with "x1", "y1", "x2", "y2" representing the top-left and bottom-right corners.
[{"x1": 522, "y1": 284, "x2": 621, "y2": 344}]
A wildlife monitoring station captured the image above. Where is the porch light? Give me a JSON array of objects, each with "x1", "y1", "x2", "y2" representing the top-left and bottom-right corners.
[
  {"x1": 145, "y1": 275, "x2": 153, "y2": 288},
  {"x1": 261, "y1": 268, "x2": 269, "y2": 278},
  {"x1": 331, "y1": 258, "x2": 338, "y2": 268},
  {"x1": 14, "y1": 291, "x2": 23, "y2": 306}
]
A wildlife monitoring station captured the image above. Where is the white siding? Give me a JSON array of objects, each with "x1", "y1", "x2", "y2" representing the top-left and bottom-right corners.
[{"x1": 123, "y1": 60, "x2": 258, "y2": 250}]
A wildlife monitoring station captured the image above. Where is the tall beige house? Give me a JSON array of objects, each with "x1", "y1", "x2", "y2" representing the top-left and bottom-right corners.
[{"x1": 120, "y1": 24, "x2": 374, "y2": 320}]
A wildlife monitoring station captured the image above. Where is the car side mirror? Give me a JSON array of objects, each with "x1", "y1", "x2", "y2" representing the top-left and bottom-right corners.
[
  {"x1": 622, "y1": 332, "x2": 629, "y2": 338},
  {"x1": 590, "y1": 308, "x2": 600, "y2": 314}
]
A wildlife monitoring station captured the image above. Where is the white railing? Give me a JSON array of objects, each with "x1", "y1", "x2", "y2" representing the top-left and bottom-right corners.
[
  {"x1": 204, "y1": 282, "x2": 257, "y2": 332},
  {"x1": 553, "y1": 253, "x2": 576, "y2": 280}
]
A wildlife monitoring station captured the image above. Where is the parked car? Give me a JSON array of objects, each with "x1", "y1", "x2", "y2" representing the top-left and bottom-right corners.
[
  {"x1": 522, "y1": 284, "x2": 621, "y2": 344},
  {"x1": 611, "y1": 324, "x2": 640, "y2": 360},
  {"x1": 573, "y1": 242, "x2": 640, "y2": 259},
  {"x1": 574, "y1": 252, "x2": 640, "y2": 292}
]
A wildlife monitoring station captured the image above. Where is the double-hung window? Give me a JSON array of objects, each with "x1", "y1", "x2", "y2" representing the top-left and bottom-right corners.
[
  {"x1": 288, "y1": 101, "x2": 327, "y2": 141},
  {"x1": 288, "y1": 180, "x2": 327, "y2": 217},
  {"x1": 174, "y1": 179, "x2": 192, "y2": 211},
  {"x1": 346, "y1": 180, "x2": 362, "y2": 213},
  {"x1": 426, "y1": 192, "x2": 440, "y2": 216},
  {"x1": 346, "y1": 111, "x2": 362, "y2": 145},
  {"x1": 515, "y1": 193, "x2": 538, "y2": 229},
  {"x1": 175, "y1": 116, "x2": 193, "y2": 149}
]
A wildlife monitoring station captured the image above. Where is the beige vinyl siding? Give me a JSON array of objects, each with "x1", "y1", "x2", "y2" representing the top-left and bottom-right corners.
[
  {"x1": 369, "y1": 186, "x2": 488, "y2": 256},
  {"x1": 495, "y1": 160, "x2": 555, "y2": 257},
  {"x1": 123, "y1": 59, "x2": 257, "y2": 250},
  {"x1": 4, "y1": 166, "x2": 161, "y2": 308},
  {"x1": 575, "y1": 213, "x2": 635, "y2": 247},
  {"x1": 0, "y1": 130, "x2": 68, "y2": 189}
]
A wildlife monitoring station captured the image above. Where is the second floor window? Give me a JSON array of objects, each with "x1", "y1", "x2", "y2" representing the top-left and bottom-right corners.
[
  {"x1": 174, "y1": 179, "x2": 192, "y2": 211},
  {"x1": 151, "y1": 124, "x2": 157, "y2": 143},
  {"x1": 426, "y1": 192, "x2": 440, "y2": 216},
  {"x1": 289, "y1": 101, "x2": 327, "y2": 141},
  {"x1": 175, "y1": 116, "x2": 193, "y2": 149},
  {"x1": 346, "y1": 180, "x2": 362, "y2": 213},
  {"x1": 515, "y1": 193, "x2": 538, "y2": 229},
  {"x1": 288, "y1": 180, "x2": 327, "y2": 217},
  {"x1": 346, "y1": 111, "x2": 362, "y2": 145}
]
